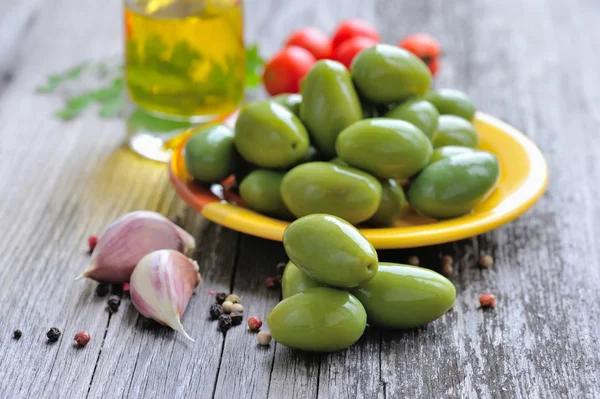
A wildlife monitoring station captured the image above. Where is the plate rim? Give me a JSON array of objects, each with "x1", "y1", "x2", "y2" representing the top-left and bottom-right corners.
[{"x1": 169, "y1": 111, "x2": 549, "y2": 249}]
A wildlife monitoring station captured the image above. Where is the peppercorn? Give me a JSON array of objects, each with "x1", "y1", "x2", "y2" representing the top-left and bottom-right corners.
[
  {"x1": 231, "y1": 303, "x2": 244, "y2": 313},
  {"x1": 95, "y1": 283, "x2": 110, "y2": 297},
  {"x1": 225, "y1": 294, "x2": 241, "y2": 304},
  {"x1": 222, "y1": 300, "x2": 234, "y2": 314},
  {"x1": 74, "y1": 331, "x2": 91, "y2": 347},
  {"x1": 208, "y1": 290, "x2": 216, "y2": 295},
  {"x1": 407, "y1": 256, "x2": 420, "y2": 266},
  {"x1": 88, "y1": 235, "x2": 98, "y2": 254},
  {"x1": 265, "y1": 276, "x2": 278, "y2": 288},
  {"x1": 442, "y1": 262, "x2": 454, "y2": 277},
  {"x1": 276, "y1": 262, "x2": 287, "y2": 276},
  {"x1": 107, "y1": 295, "x2": 121, "y2": 313},
  {"x1": 210, "y1": 304, "x2": 223, "y2": 320},
  {"x1": 13, "y1": 329, "x2": 22, "y2": 340},
  {"x1": 479, "y1": 255, "x2": 494, "y2": 269},
  {"x1": 247, "y1": 316, "x2": 262, "y2": 331},
  {"x1": 110, "y1": 284, "x2": 123, "y2": 297},
  {"x1": 215, "y1": 292, "x2": 228, "y2": 304},
  {"x1": 441, "y1": 255, "x2": 453, "y2": 268},
  {"x1": 479, "y1": 293, "x2": 496, "y2": 309},
  {"x1": 218, "y1": 314, "x2": 233, "y2": 332},
  {"x1": 46, "y1": 327, "x2": 61, "y2": 343},
  {"x1": 257, "y1": 330, "x2": 272, "y2": 345},
  {"x1": 123, "y1": 282, "x2": 130, "y2": 293},
  {"x1": 230, "y1": 313, "x2": 243, "y2": 326}
]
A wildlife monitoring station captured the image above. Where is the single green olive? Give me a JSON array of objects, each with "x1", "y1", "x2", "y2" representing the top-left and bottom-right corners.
[
  {"x1": 351, "y1": 44, "x2": 432, "y2": 104},
  {"x1": 367, "y1": 179, "x2": 410, "y2": 227},
  {"x1": 384, "y1": 99, "x2": 439, "y2": 141},
  {"x1": 283, "y1": 214, "x2": 378, "y2": 287},
  {"x1": 424, "y1": 88, "x2": 476, "y2": 121},
  {"x1": 407, "y1": 151, "x2": 500, "y2": 218},
  {"x1": 299, "y1": 60, "x2": 362, "y2": 157},
  {"x1": 281, "y1": 261, "x2": 325, "y2": 299},
  {"x1": 433, "y1": 115, "x2": 479, "y2": 148},
  {"x1": 336, "y1": 118, "x2": 433, "y2": 179},
  {"x1": 280, "y1": 162, "x2": 382, "y2": 225},
  {"x1": 268, "y1": 287, "x2": 367, "y2": 352},
  {"x1": 429, "y1": 146, "x2": 477, "y2": 164},
  {"x1": 184, "y1": 124, "x2": 237, "y2": 183},
  {"x1": 234, "y1": 100, "x2": 310, "y2": 168},
  {"x1": 271, "y1": 93, "x2": 302, "y2": 117},
  {"x1": 351, "y1": 263, "x2": 456, "y2": 329},
  {"x1": 239, "y1": 170, "x2": 293, "y2": 219}
]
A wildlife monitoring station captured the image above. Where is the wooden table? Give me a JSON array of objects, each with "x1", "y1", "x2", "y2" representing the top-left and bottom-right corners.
[{"x1": 1, "y1": 0, "x2": 599, "y2": 397}]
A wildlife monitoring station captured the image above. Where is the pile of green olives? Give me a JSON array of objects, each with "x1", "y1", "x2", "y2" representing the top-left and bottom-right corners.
[
  {"x1": 267, "y1": 214, "x2": 456, "y2": 352},
  {"x1": 184, "y1": 44, "x2": 501, "y2": 224}
]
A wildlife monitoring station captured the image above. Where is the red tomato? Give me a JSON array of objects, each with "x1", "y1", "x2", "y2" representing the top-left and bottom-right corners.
[
  {"x1": 285, "y1": 27, "x2": 332, "y2": 60},
  {"x1": 262, "y1": 46, "x2": 316, "y2": 95},
  {"x1": 398, "y1": 33, "x2": 442, "y2": 62},
  {"x1": 331, "y1": 18, "x2": 381, "y2": 49},
  {"x1": 428, "y1": 57, "x2": 440, "y2": 76},
  {"x1": 331, "y1": 36, "x2": 379, "y2": 69}
]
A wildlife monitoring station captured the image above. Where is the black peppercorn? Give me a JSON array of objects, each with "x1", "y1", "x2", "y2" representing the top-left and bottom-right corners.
[
  {"x1": 95, "y1": 283, "x2": 110, "y2": 297},
  {"x1": 13, "y1": 329, "x2": 22, "y2": 340},
  {"x1": 46, "y1": 327, "x2": 61, "y2": 342},
  {"x1": 218, "y1": 314, "x2": 233, "y2": 332},
  {"x1": 230, "y1": 313, "x2": 243, "y2": 326},
  {"x1": 215, "y1": 292, "x2": 228, "y2": 304},
  {"x1": 110, "y1": 284, "x2": 123, "y2": 297},
  {"x1": 107, "y1": 295, "x2": 121, "y2": 313},
  {"x1": 276, "y1": 262, "x2": 287, "y2": 276},
  {"x1": 210, "y1": 304, "x2": 223, "y2": 320}
]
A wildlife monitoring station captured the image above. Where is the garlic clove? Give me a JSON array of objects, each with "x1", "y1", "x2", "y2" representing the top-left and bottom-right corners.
[
  {"x1": 78, "y1": 211, "x2": 196, "y2": 283},
  {"x1": 130, "y1": 249, "x2": 202, "y2": 341}
]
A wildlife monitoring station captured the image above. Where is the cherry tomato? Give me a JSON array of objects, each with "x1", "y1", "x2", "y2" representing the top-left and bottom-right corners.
[
  {"x1": 398, "y1": 33, "x2": 441, "y2": 63},
  {"x1": 331, "y1": 36, "x2": 379, "y2": 69},
  {"x1": 285, "y1": 27, "x2": 332, "y2": 60},
  {"x1": 331, "y1": 18, "x2": 380, "y2": 49},
  {"x1": 428, "y1": 57, "x2": 440, "y2": 76},
  {"x1": 263, "y1": 46, "x2": 316, "y2": 95}
]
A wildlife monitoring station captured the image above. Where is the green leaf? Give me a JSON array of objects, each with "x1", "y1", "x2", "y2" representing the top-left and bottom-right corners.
[
  {"x1": 245, "y1": 43, "x2": 264, "y2": 88},
  {"x1": 99, "y1": 96, "x2": 125, "y2": 118},
  {"x1": 36, "y1": 63, "x2": 88, "y2": 93}
]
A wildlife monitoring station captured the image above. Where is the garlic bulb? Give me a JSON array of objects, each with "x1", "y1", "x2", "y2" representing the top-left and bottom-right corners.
[
  {"x1": 78, "y1": 211, "x2": 195, "y2": 283},
  {"x1": 130, "y1": 250, "x2": 202, "y2": 341}
]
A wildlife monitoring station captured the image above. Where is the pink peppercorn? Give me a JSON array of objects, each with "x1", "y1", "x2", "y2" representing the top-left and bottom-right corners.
[
  {"x1": 74, "y1": 331, "x2": 91, "y2": 347},
  {"x1": 247, "y1": 316, "x2": 263, "y2": 331},
  {"x1": 88, "y1": 236, "x2": 98, "y2": 253}
]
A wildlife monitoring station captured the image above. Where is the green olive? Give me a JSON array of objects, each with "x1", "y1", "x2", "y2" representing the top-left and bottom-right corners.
[
  {"x1": 234, "y1": 100, "x2": 310, "y2": 168},
  {"x1": 429, "y1": 146, "x2": 476, "y2": 164},
  {"x1": 283, "y1": 214, "x2": 378, "y2": 288},
  {"x1": 299, "y1": 60, "x2": 362, "y2": 157},
  {"x1": 351, "y1": 263, "x2": 456, "y2": 329},
  {"x1": 184, "y1": 124, "x2": 237, "y2": 183},
  {"x1": 384, "y1": 99, "x2": 439, "y2": 141},
  {"x1": 239, "y1": 170, "x2": 292, "y2": 219},
  {"x1": 280, "y1": 162, "x2": 382, "y2": 225},
  {"x1": 281, "y1": 261, "x2": 325, "y2": 299},
  {"x1": 267, "y1": 287, "x2": 367, "y2": 352},
  {"x1": 407, "y1": 152, "x2": 500, "y2": 218},
  {"x1": 367, "y1": 179, "x2": 409, "y2": 227},
  {"x1": 271, "y1": 93, "x2": 302, "y2": 117},
  {"x1": 336, "y1": 118, "x2": 433, "y2": 179},
  {"x1": 351, "y1": 44, "x2": 432, "y2": 104},
  {"x1": 424, "y1": 88, "x2": 476, "y2": 121},
  {"x1": 433, "y1": 115, "x2": 479, "y2": 148}
]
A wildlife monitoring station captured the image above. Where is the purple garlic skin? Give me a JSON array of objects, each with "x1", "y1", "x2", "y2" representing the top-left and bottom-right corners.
[
  {"x1": 79, "y1": 211, "x2": 196, "y2": 283},
  {"x1": 130, "y1": 249, "x2": 202, "y2": 341}
]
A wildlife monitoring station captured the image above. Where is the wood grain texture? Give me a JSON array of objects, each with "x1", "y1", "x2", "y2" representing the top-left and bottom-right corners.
[{"x1": 1, "y1": 0, "x2": 600, "y2": 397}]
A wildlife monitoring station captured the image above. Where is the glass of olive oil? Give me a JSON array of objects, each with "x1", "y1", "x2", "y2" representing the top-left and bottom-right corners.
[{"x1": 124, "y1": 0, "x2": 245, "y2": 161}]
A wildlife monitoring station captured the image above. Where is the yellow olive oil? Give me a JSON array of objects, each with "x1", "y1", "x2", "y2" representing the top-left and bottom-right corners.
[{"x1": 124, "y1": 0, "x2": 245, "y2": 120}]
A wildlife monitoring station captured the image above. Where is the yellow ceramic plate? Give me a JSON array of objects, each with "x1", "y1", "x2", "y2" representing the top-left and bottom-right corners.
[{"x1": 169, "y1": 112, "x2": 549, "y2": 249}]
